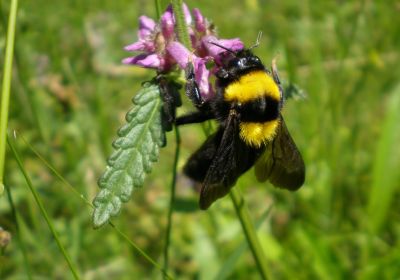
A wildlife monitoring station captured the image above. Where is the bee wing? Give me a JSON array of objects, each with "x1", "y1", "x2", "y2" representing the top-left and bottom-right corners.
[
  {"x1": 183, "y1": 127, "x2": 224, "y2": 184},
  {"x1": 255, "y1": 118, "x2": 305, "y2": 190},
  {"x1": 198, "y1": 111, "x2": 241, "y2": 209},
  {"x1": 197, "y1": 111, "x2": 263, "y2": 209}
]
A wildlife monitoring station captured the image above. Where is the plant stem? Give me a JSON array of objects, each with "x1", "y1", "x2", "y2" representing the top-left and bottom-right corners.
[
  {"x1": 161, "y1": 1, "x2": 189, "y2": 276},
  {"x1": 230, "y1": 187, "x2": 270, "y2": 280},
  {"x1": 7, "y1": 135, "x2": 81, "y2": 280},
  {"x1": 154, "y1": 0, "x2": 162, "y2": 18},
  {"x1": 0, "y1": 0, "x2": 18, "y2": 196},
  {"x1": 170, "y1": 0, "x2": 191, "y2": 49},
  {"x1": 163, "y1": 126, "x2": 181, "y2": 275}
]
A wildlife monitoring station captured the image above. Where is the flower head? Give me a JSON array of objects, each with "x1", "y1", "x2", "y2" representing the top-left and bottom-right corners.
[
  {"x1": 123, "y1": 3, "x2": 245, "y2": 99},
  {"x1": 122, "y1": 9, "x2": 178, "y2": 71}
]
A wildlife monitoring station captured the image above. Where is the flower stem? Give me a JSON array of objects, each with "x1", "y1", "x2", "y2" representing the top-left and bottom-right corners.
[
  {"x1": 154, "y1": 0, "x2": 162, "y2": 18},
  {"x1": 163, "y1": 125, "x2": 181, "y2": 275},
  {"x1": 0, "y1": 0, "x2": 19, "y2": 196},
  {"x1": 170, "y1": 0, "x2": 191, "y2": 50},
  {"x1": 230, "y1": 187, "x2": 270, "y2": 280},
  {"x1": 162, "y1": 2, "x2": 189, "y2": 275}
]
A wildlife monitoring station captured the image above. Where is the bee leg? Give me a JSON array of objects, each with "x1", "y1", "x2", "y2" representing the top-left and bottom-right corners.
[
  {"x1": 176, "y1": 110, "x2": 214, "y2": 126},
  {"x1": 158, "y1": 76, "x2": 182, "y2": 131},
  {"x1": 215, "y1": 68, "x2": 229, "y2": 79},
  {"x1": 185, "y1": 62, "x2": 205, "y2": 108},
  {"x1": 271, "y1": 59, "x2": 284, "y2": 105},
  {"x1": 177, "y1": 62, "x2": 215, "y2": 126}
]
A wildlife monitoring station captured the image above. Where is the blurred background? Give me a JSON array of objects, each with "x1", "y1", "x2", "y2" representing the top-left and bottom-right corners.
[{"x1": 1, "y1": 0, "x2": 400, "y2": 279}]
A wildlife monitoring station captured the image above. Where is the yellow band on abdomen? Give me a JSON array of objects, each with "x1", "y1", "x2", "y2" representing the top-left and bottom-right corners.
[{"x1": 239, "y1": 120, "x2": 279, "y2": 147}]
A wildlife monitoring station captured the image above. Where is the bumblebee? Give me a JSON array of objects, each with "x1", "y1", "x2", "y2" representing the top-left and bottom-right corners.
[{"x1": 174, "y1": 44, "x2": 305, "y2": 210}]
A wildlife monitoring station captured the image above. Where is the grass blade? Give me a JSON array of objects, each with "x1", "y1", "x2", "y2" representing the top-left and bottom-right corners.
[
  {"x1": 367, "y1": 84, "x2": 400, "y2": 233},
  {"x1": 230, "y1": 188, "x2": 270, "y2": 279},
  {"x1": 214, "y1": 205, "x2": 273, "y2": 280},
  {"x1": 0, "y1": 0, "x2": 19, "y2": 196},
  {"x1": 4, "y1": 184, "x2": 33, "y2": 280},
  {"x1": 7, "y1": 135, "x2": 80, "y2": 280}
]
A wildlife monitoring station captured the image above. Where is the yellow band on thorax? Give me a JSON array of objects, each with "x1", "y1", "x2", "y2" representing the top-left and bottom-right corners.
[{"x1": 224, "y1": 71, "x2": 280, "y2": 103}]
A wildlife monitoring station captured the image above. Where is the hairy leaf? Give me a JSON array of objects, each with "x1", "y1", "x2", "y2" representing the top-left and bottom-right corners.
[{"x1": 92, "y1": 83, "x2": 165, "y2": 228}]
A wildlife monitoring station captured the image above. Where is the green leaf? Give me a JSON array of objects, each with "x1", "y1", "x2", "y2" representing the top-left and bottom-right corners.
[{"x1": 92, "y1": 83, "x2": 165, "y2": 228}]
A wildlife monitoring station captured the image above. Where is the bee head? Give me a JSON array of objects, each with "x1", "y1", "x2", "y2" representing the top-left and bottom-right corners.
[
  {"x1": 223, "y1": 49, "x2": 264, "y2": 72},
  {"x1": 209, "y1": 46, "x2": 264, "y2": 80},
  {"x1": 209, "y1": 32, "x2": 265, "y2": 77}
]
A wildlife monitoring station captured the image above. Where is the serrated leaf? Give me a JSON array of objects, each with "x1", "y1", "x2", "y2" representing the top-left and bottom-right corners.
[{"x1": 92, "y1": 84, "x2": 164, "y2": 228}]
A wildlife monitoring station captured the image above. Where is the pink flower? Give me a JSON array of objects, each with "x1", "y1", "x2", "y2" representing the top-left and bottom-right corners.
[
  {"x1": 202, "y1": 35, "x2": 244, "y2": 59},
  {"x1": 122, "y1": 8, "x2": 177, "y2": 71},
  {"x1": 123, "y1": 16, "x2": 157, "y2": 53},
  {"x1": 122, "y1": 3, "x2": 245, "y2": 99},
  {"x1": 167, "y1": 42, "x2": 213, "y2": 100},
  {"x1": 193, "y1": 8, "x2": 206, "y2": 34}
]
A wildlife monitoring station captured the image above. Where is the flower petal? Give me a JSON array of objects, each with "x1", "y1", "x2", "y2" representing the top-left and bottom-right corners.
[
  {"x1": 124, "y1": 41, "x2": 146, "y2": 51},
  {"x1": 183, "y1": 3, "x2": 192, "y2": 25},
  {"x1": 161, "y1": 6, "x2": 175, "y2": 40},
  {"x1": 193, "y1": 8, "x2": 206, "y2": 33},
  {"x1": 167, "y1": 42, "x2": 213, "y2": 98},
  {"x1": 166, "y1": 41, "x2": 191, "y2": 69},
  {"x1": 218, "y1": 38, "x2": 244, "y2": 51},
  {"x1": 122, "y1": 53, "x2": 163, "y2": 69},
  {"x1": 138, "y1": 15, "x2": 156, "y2": 39},
  {"x1": 193, "y1": 59, "x2": 213, "y2": 99},
  {"x1": 203, "y1": 35, "x2": 244, "y2": 57}
]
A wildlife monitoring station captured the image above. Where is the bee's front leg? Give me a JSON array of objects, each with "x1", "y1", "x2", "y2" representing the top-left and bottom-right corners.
[
  {"x1": 175, "y1": 63, "x2": 215, "y2": 126},
  {"x1": 185, "y1": 62, "x2": 204, "y2": 108}
]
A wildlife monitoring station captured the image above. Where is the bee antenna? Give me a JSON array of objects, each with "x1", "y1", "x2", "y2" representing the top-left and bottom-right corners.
[
  {"x1": 249, "y1": 31, "x2": 263, "y2": 50},
  {"x1": 207, "y1": 41, "x2": 236, "y2": 54}
]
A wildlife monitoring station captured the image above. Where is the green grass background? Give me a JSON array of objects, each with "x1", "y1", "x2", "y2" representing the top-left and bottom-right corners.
[{"x1": 1, "y1": 0, "x2": 400, "y2": 279}]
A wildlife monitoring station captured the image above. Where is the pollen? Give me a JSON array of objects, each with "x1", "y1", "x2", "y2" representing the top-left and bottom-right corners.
[
  {"x1": 239, "y1": 120, "x2": 279, "y2": 147},
  {"x1": 224, "y1": 71, "x2": 280, "y2": 103}
]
